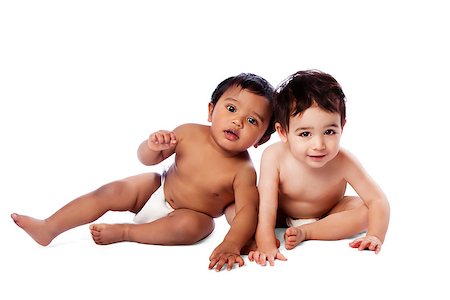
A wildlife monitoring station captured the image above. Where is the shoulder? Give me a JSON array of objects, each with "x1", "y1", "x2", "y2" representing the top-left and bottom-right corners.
[
  {"x1": 261, "y1": 141, "x2": 286, "y2": 162},
  {"x1": 234, "y1": 160, "x2": 257, "y2": 186},
  {"x1": 174, "y1": 123, "x2": 208, "y2": 134},
  {"x1": 335, "y1": 148, "x2": 361, "y2": 165},
  {"x1": 173, "y1": 123, "x2": 209, "y2": 140},
  {"x1": 334, "y1": 148, "x2": 366, "y2": 175}
]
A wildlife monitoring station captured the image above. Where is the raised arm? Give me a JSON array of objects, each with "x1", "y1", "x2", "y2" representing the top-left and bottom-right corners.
[
  {"x1": 137, "y1": 130, "x2": 177, "y2": 166},
  {"x1": 343, "y1": 150, "x2": 390, "y2": 253},
  {"x1": 249, "y1": 145, "x2": 287, "y2": 266}
]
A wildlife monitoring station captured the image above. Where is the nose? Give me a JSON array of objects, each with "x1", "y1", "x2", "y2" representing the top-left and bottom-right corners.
[
  {"x1": 313, "y1": 136, "x2": 326, "y2": 151},
  {"x1": 232, "y1": 118, "x2": 243, "y2": 128}
]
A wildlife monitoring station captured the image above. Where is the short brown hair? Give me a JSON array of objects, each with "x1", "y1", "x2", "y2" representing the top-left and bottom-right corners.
[{"x1": 274, "y1": 69, "x2": 346, "y2": 131}]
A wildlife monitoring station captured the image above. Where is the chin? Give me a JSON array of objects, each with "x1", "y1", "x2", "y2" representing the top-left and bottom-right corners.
[{"x1": 305, "y1": 158, "x2": 329, "y2": 168}]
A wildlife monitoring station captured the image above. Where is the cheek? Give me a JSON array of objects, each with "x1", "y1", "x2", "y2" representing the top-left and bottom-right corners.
[
  {"x1": 326, "y1": 139, "x2": 341, "y2": 156},
  {"x1": 288, "y1": 140, "x2": 306, "y2": 155},
  {"x1": 244, "y1": 126, "x2": 262, "y2": 143},
  {"x1": 329, "y1": 138, "x2": 341, "y2": 149}
]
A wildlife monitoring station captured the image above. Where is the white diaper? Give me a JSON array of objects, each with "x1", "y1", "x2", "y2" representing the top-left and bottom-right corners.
[
  {"x1": 286, "y1": 217, "x2": 319, "y2": 227},
  {"x1": 133, "y1": 174, "x2": 174, "y2": 224}
]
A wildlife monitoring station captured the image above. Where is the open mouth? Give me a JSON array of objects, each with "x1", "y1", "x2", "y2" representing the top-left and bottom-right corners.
[{"x1": 224, "y1": 129, "x2": 239, "y2": 141}]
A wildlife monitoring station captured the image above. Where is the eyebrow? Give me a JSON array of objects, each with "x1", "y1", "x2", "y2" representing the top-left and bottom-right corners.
[
  {"x1": 225, "y1": 97, "x2": 265, "y2": 123},
  {"x1": 294, "y1": 123, "x2": 340, "y2": 132}
]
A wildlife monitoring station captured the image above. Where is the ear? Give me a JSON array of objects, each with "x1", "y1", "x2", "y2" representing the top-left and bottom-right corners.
[
  {"x1": 253, "y1": 134, "x2": 271, "y2": 148},
  {"x1": 207, "y1": 103, "x2": 214, "y2": 122},
  {"x1": 342, "y1": 118, "x2": 346, "y2": 129},
  {"x1": 275, "y1": 123, "x2": 288, "y2": 143}
]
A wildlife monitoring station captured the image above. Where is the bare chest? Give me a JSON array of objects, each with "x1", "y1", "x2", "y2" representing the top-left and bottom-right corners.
[{"x1": 278, "y1": 160, "x2": 347, "y2": 216}]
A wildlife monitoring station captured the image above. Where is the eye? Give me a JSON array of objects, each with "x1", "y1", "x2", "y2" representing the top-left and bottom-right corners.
[
  {"x1": 247, "y1": 117, "x2": 257, "y2": 125},
  {"x1": 226, "y1": 105, "x2": 236, "y2": 113},
  {"x1": 299, "y1": 132, "x2": 311, "y2": 137},
  {"x1": 324, "y1": 129, "x2": 336, "y2": 135}
]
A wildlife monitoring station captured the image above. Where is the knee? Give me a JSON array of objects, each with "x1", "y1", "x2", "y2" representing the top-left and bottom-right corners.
[
  {"x1": 172, "y1": 212, "x2": 215, "y2": 244},
  {"x1": 343, "y1": 197, "x2": 369, "y2": 229},
  {"x1": 352, "y1": 200, "x2": 369, "y2": 230},
  {"x1": 95, "y1": 180, "x2": 129, "y2": 196},
  {"x1": 93, "y1": 180, "x2": 133, "y2": 204}
]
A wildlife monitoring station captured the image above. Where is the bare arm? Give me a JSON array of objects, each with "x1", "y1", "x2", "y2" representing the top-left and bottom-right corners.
[
  {"x1": 137, "y1": 130, "x2": 177, "y2": 166},
  {"x1": 249, "y1": 145, "x2": 287, "y2": 265},
  {"x1": 225, "y1": 166, "x2": 259, "y2": 248},
  {"x1": 208, "y1": 164, "x2": 259, "y2": 271},
  {"x1": 343, "y1": 150, "x2": 390, "y2": 252},
  {"x1": 255, "y1": 147, "x2": 280, "y2": 246}
]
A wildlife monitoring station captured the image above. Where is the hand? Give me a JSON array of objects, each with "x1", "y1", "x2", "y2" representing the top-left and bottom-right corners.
[
  {"x1": 349, "y1": 235, "x2": 383, "y2": 254},
  {"x1": 209, "y1": 241, "x2": 244, "y2": 272},
  {"x1": 147, "y1": 130, "x2": 177, "y2": 151},
  {"x1": 248, "y1": 246, "x2": 287, "y2": 266}
]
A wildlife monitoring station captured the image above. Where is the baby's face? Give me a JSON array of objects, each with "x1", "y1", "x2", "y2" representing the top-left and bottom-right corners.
[
  {"x1": 282, "y1": 104, "x2": 342, "y2": 168},
  {"x1": 208, "y1": 86, "x2": 272, "y2": 153}
]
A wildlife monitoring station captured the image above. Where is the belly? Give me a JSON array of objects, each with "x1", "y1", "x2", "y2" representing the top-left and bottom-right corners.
[
  {"x1": 163, "y1": 174, "x2": 233, "y2": 218},
  {"x1": 279, "y1": 186, "x2": 346, "y2": 219}
]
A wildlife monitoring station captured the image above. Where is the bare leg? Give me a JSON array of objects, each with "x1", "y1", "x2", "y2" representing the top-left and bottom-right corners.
[
  {"x1": 90, "y1": 209, "x2": 215, "y2": 245},
  {"x1": 284, "y1": 196, "x2": 368, "y2": 250},
  {"x1": 11, "y1": 173, "x2": 161, "y2": 246}
]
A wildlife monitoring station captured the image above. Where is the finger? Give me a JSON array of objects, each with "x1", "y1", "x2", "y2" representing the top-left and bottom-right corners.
[
  {"x1": 254, "y1": 252, "x2": 262, "y2": 265},
  {"x1": 349, "y1": 238, "x2": 362, "y2": 248},
  {"x1": 160, "y1": 133, "x2": 171, "y2": 144},
  {"x1": 375, "y1": 244, "x2": 381, "y2": 254},
  {"x1": 358, "y1": 240, "x2": 370, "y2": 251},
  {"x1": 226, "y1": 257, "x2": 236, "y2": 271},
  {"x1": 248, "y1": 251, "x2": 255, "y2": 261},
  {"x1": 152, "y1": 134, "x2": 163, "y2": 145},
  {"x1": 236, "y1": 256, "x2": 244, "y2": 268},
  {"x1": 275, "y1": 252, "x2": 287, "y2": 261},
  {"x1": 268, "y1": 255, "x2": 275, "y2": 266},
  {"x1": 150, "y1": 133, "x2": 159, "y2": 144},
  {"x1": 368, "y1": 242, "x2": 377, "y2": 251},
  {"x1": 215, "y1": 258, "x2": 227, "y2": 272},
  {"x1": 208, "y1": 258, "x2": 219, "y2": 270},
  {"x1": 169, "y1": 132, "x2": 177, "y2": 144},
  {"x1": 260, "y1": 254, "x2": 267, "y2": 266},
  {"x1": 164, "y1": 132, "x2": 172, "y2": 144}
]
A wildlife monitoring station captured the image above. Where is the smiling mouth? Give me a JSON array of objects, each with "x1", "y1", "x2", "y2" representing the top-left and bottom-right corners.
[
  {"x1": 308, "y1": 154, "x2": 326, "y2": 160},
  {"x1": 224, "y1": 129, "x2": 239, "y2": 141}
]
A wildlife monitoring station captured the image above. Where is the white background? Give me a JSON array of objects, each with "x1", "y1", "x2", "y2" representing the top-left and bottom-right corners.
[{"x1": 1, "y1": 1, "x2": 449, "y2": 299}]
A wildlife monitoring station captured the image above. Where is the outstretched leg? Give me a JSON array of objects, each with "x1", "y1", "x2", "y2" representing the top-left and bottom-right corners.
[
  {"x1": 284, "y1": 196, "x2": 368, "y2": 250},
  {"x1": 11, "y1": 173, "x2": 161, "y2": 246},
  {"x1": 90, "y1": 208, "x2": 215, "y2": 245}
]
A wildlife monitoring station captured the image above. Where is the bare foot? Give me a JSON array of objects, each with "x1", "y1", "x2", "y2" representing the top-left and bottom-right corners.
[
  {"x1": 89, "y1": 223, "x2": 127, "y2": 245},
  {"x1": 11, "y1": 213, "x2": 56, "y2": 246},
  {"x1": 284, "y1": 226, "x2": 306, "y2": 250}
]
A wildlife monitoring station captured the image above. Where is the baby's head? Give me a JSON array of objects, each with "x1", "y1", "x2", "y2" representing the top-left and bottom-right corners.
[
  {"x1": 274, "y1": 69, "x2": 346, "y2": 133},
  {"x1": 273, "y1": 70, "x2": 346, "y2": 168},
  {"x1": 209, "y1": 73, "x2": 275, "y2": 148}
]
